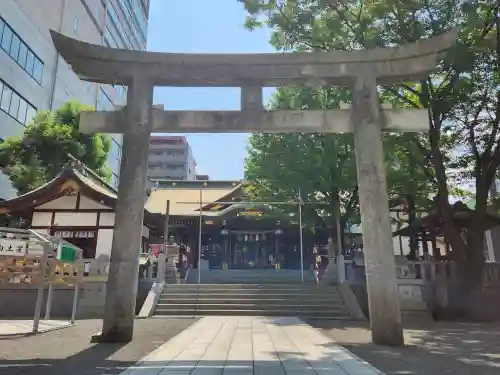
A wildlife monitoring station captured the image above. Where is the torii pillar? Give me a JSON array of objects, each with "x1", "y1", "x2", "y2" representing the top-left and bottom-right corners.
[{"x1": 50, "y1": 29, "x2": 456, "y2": 345}]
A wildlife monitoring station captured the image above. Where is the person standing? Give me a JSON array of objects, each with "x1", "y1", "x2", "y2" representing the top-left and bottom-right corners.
[
  {"x1": 268, "y1": 253, "x2": 275, "y2": 269},
  {"x1": 312, "y1": 247, "x2": 320, "y2": 283}
]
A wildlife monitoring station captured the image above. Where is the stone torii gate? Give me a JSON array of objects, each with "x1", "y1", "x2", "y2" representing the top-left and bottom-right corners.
[{"x1": 50, "y1": 29, "x2": 456, "y2": 346}]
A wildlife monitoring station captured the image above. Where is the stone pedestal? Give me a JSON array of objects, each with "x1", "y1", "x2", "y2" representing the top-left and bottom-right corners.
[
  {"x1": 97, "y1": 80, "x2": 154, "y2": 343},
  {"x1": 352, "y1": 76, "x2": 403, "y2": 346},
  {"x1": 320, "y1": 256, "x2": 338, "y2": 285},
  {"x1": 157, "y1": 253, "x2": 166, "y2": 282},
  {"x1": 165, "y1": 244, "x2": 180, "y2": 284}
]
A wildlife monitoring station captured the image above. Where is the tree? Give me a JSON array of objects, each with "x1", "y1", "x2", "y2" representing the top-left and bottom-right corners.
[
  {"x1": 245, "y1": 85, "x2": 435, "y2": 242},
  {"x1": 241, "y1": 0, "x2": 500, "y2": 292},
  {"x1": 0, "y1": 101, "x2": 112, "y2": 194}
]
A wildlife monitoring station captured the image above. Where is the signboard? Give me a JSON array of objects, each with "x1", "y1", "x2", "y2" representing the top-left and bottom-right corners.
[
  {"x1": 237, "y1": 210, "x2": 264, "y2": 217},
  {"x1": 0, "y1": 239, "x2": 28, "y2": 257},
  {"x1": 54, "y1": 231, "x2": 96, "y2": 239},
  {"x1": 58, "y1": 245, "x2": 77, "y2": 263}
]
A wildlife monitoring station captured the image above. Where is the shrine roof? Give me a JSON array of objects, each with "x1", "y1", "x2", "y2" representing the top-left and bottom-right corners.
[
  {"x1": 145, "y1": 180, "x2": 245, "y2": 216},
  {"x1": 0, "y1": 164, "x2": 159, "y2": 226},
  {"x1": 393, "y1": 202, "x2": 500, "y2": 237}
]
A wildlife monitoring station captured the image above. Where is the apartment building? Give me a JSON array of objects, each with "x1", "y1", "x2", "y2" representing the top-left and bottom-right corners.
[
  {"x1": 147, "y1": 136, "x2": 197, "y2": 185},
  {"x1": 0, "y1": 0, "x2": 150, "y2": 199}
]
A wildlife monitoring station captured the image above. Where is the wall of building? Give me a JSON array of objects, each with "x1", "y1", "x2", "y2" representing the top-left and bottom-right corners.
[
  {"x1": 0, "y1": 0, "x2": 151, "y2": 198},
  {"x1": 30, "y1": 191, "x2": 150, "y2": 257},
  {"x1": 147, "y1": 136, "x2": 197, "y2": 185}
]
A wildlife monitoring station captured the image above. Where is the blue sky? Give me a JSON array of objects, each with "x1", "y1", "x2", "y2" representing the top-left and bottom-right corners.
[{"x1": 147, "y1": 0, "x2": 275, "y2": 179}]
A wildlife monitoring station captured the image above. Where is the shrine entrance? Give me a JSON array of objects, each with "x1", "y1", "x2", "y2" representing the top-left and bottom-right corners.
[
  {"x1": 49, "y1": 29, "x2": 457, "y2": 345},
  {"x1": 183, "y1": 199, "x2": 313, "y2": 277},
  {"x1": 203, "y1": 231, "x2": 280, "y2": 270},
  {"x1": 228, "y1": 232, "x2": 275, "y2": 269}
]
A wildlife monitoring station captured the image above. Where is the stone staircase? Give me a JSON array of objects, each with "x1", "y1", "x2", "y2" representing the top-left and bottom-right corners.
[
  {"x1": 153, "y1": 269, "x2": 352, "y2": 319},
  {"x1": 187, "y1": 268, "x2": 318, "y2": 284}
]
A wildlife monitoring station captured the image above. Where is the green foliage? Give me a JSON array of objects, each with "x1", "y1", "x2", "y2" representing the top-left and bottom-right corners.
[
  {"x1": 245, "y1": 85, "x2": 435, "y2": 231},
  {"x1": 240, "y1": 0, "x2": 500, "y2": 289},
  {"x1": 0, "y1": 101, "x2": 112, "y2": 194}
]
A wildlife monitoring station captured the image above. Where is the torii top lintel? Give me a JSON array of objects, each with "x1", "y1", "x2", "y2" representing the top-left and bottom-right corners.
[{"x1": 50, "y1": 29, "x2": 457, "y2": 87}]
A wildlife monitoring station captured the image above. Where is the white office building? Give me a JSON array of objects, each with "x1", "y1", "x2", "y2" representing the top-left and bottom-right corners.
[{"x1": 147, "y1": 136, "x2": 197, "y2": 186}]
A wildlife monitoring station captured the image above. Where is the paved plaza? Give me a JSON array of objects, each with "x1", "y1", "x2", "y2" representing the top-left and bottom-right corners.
[
  {"x1": 1, "y1": 317, "x2": 499, "y2": 375},
  {"x1": 311, "y1": 319, "x2": 500, "y2": 375},
  {"x1": 0, "y1": 318, "x2": 199, "y2": 375},
  {"x1": 0, "y1": 320, "x2": 71, "y2": 336}
]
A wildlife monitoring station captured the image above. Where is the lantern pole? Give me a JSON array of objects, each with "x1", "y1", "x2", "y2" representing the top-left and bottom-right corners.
[{"x1": 197, "y1": 186, "x2": 203, "y2": 284}]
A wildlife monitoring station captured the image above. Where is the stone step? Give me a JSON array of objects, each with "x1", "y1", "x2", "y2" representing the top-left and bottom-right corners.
[
  {"x1": 187, "y1": 270, "x2": 319, "y2": 284},
  {"x1": 161, "y1": 286, "x2": 338, "y2": 292},
  {"x1": 161, "y1": 283, "x2": 332, "y2": 289},
  {"x1": 187, "y1": 280, "x2": 318, "y2": 284},
  {"x1": 154, "y1": 309, "x2": 351, "y2": 318},
  {"x1": 157, "y1": 298, "x2": 345, "y2": 306},
  {"x1": 156, "y1": 303, "x2": 348, "y2": 310},
  {"x1": 160, "y1": 291, "x2": 342, "y2": 298}
]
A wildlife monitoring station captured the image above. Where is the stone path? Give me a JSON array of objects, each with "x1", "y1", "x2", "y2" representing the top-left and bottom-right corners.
[
  {"x1": 122, "y1": 316, "x2": 384, "y2": 374},
  {"x1": 0, "y1": 320, "x2": 71, "y2": 336}
]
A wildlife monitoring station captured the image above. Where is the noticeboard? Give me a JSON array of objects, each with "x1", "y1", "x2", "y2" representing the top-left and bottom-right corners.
[{"x1": 58, "y1": 245, "x2": 77, "y2": 263}]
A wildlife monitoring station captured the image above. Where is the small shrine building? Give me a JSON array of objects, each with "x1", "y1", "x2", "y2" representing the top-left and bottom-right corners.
[{"x1": 0, "y1": 163, "x2": 160, "y2": 263}]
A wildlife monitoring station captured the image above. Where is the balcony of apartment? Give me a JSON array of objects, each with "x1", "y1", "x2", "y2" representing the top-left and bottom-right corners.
[
  {"x1": 147, "y1": 149, "x2": 187, "y2": 163},
  {"x1": 147, "y1": 162, "x2": 187, "y2": 179}
]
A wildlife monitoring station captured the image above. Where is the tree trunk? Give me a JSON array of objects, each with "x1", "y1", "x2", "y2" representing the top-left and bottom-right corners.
[
  {"x1": 406, "y1": 195, "x2": 419, "y2": 259},
  {"x1": 463, "y1": 185, "x2": 488, "y2": 291}
]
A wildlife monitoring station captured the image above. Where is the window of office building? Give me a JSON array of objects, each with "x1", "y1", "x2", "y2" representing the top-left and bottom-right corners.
[
  {"x1": 98, "y1": 87, "x2": 114, "y2": 111},
  {"x1": 118, "y1": 0, "x2": 144, "y2": 50},
  {"x1": 104, "y1": 26, "x2": 119, "y2": 48},
  {"x1": 0, "y1": 23, "x2": 12, "y2": 51},
  {"x1": 110, "y1": 138, "x2": 122, "y2": 169},
  {"x1": 0, "y1": 79, "x2": 37, "y2": 125},
  {"x1": 0, "y1": 17, "x2": 44, "y2": 84},
  {"x1": 107, "y1": 3, "x2": 132, "y2": 49},
  {"x1": 112, "y1": 173, "x2": 119, "y2": 187},
  {"x1": 130, "y1": 0, "x2": 148, "y2": 41},
  {"x1": 114, "y1": 85, "x2": 127, "y2": 102},
  {"x1": 9, "y1": 34, "x2": 20, "y2": 59}
]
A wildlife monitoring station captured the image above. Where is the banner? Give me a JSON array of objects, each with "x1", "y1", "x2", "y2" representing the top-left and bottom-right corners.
[{"x1": 150, "y1": 244, "x2": 163, "y2": 257}]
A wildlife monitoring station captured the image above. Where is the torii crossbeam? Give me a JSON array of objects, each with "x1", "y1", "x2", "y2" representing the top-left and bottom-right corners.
[{"x1": 50, "y1": 29, "x2": 456, "y2": 346}]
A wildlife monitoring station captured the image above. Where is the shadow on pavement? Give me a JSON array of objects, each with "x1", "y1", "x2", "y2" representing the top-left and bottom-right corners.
[
  {"x1": 308, "y1": 319, "x2": 500, "y2": 375},
  {"x1": 0, "y1": 318, "x2": 199, "y2": 375},
  {"x1": 0, "y1": 356, "x2": 379, "y2": 374}
]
